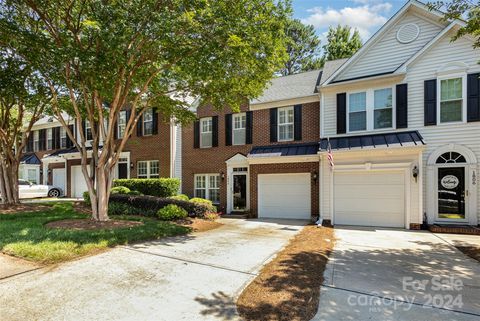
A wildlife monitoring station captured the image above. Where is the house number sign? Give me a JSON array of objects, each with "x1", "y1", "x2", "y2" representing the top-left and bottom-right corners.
[{"x1": 441, "y1": 175, "x2": 459, "y2": 189}]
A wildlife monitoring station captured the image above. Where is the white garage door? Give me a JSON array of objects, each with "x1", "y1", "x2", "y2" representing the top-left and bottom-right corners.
[
  {"x1": 71, "y1": 166, "x2": 89, "y2": 198},
  {"x1": 334, "y1": 171, "x2": 405, "y2": 228},
  {"x1": 52, "y1": 168, "x2": 66, "y2": 195},
  {"x1": 258, "y1": 173, "x2": 311, "y2": 219}
]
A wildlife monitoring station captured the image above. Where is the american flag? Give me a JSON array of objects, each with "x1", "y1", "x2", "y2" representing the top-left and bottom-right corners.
[{"x1": 327, "y1": 138, "x2": 334, "y2": 171}]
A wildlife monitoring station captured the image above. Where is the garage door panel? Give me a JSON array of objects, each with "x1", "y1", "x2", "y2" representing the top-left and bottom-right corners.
[
  {"x1": 334, "y1": 171, "x2": 405, "y2": 228},
  {"x1": 258, "y1": 174, "x2": 311, "y2": 220}
]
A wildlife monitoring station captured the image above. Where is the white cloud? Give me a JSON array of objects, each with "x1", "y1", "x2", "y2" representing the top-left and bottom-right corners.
[{"x1": 301, "y1": 2, "x2": 393, "y2": 41}]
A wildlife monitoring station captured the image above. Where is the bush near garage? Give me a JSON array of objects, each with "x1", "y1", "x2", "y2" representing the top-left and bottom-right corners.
[
  {"x1": 109, "y1": 194, "x2": 212, "y2": 218},
  {"x1": 113, "y1": 178, "x2": 180, "y2": 197},
  {"x1": 190, "y1": 197, "x2": 217, "y2": 213},
  {"x1": 110, "y1": 186, "x2": 143, "y2": 196},
  {"x1": 169, "y1": 194, "x2": 190, "y2": 201},
  {"x1": 157, "y1": 204, "x2": 188, "y2": 221}
]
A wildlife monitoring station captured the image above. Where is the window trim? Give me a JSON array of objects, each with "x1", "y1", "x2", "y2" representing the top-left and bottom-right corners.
[
  {"x1": 277, "y1": 106, "x2": 294, "y2": 142},
  {"x1": 142, "y1": 108, "x2": 153, "y2": 136},
  {"x1": 200, "y1": 117, "x2": 213, "y2": 148},
  {"x1": 346, "y1": 86, "x2": 396, "y2": 133},
  {"x1": 194, "y1": 173, "x2": 220, "y2": 204},
  {"x1": 137, "y1": 160, "x2": 159, "y2": 179},
  {"x1": 436, "y1": 73, "x2": 467, "y2": 125},
  {"x1": 118, "y1": 110, "x2": 127, "y2": 138},
  {"x1": 232, "y1": 113, "x2": 246, "y2": 146}
]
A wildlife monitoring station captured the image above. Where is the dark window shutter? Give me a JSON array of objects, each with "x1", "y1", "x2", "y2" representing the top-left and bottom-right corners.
[
  {"x1": 66, "y1": 125, "x2": 74, "y2": 148},
  {"x1": 212, "y1": 116, "x2": 218, "y2": 147},
  {"x1": 54, "y1": 127, "x2": 61, "y2": 149},
  {"x1": 193, "y1": 120, "x2": 200, "y2": 149},
  {"x1": 246, "y1": 111, "x2": 253, "y2": 144},
  {"x1": 152, "y1": 110, "x2": 159, "y2": 135},
  {"x1": 26, "y1": 133, "x2": 34, "y2": 152},
  {"x1": 225, "y1": 114, "x2": 232, "y2": 146},
  {"x1": 396, "y1": 84, "x2": 408, "y2": 128},
  {"x1": 270, "y1": 108, "x2": 278, "y2": 142},
  {"x1": 337, "y1": 93, "x2": 347, "y2": 134},
  {"x1": 467, "y1": 73, "x2": 480, "y2": 122},
  {"x1": 294, "y1": 104, "x2": 302, "y2": 141},
  {"x1": 136, "y1": 114, "x2": 143, "y2": 137},
  {"x1": 39, "y1": 129, "x2": 46, "y2": 150},
  {"x1": 424, "y1": 79, "x2": 437, "y2": 126}
]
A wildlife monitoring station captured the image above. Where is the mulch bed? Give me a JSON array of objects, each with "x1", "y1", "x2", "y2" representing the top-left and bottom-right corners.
[
  {"x1": 236, "y1": 225, "x2": 335, "y2": 321},
  {"x1": 456, "y1": 246, "x2": 480, "y2": 262},
  {"x1": 0, "y1": 204, "x2": 51, "y2": 214},
  {"x1": 176, "y1": 217, "x2": 223, "y2": 232},
  {"x1": 45, "y1": 219, "x2": 144, "y2": 230}
]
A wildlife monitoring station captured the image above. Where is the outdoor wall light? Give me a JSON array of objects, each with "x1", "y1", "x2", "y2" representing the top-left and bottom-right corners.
[
  {"x1": 412, "y1": 166, "x2": 419, "y2": 182},
  {"x1": 48, "y1": 169, "x2": 52, "y2": 175},
  {"x1": 312, "y1": 170, "x2": 318, "y2": 182},
  {"x1": 130, "y1": 162, "x2": 134, "y2": 169},
  {"x1": 220, "y1": 171, "x2": 225, "y2": 180}
]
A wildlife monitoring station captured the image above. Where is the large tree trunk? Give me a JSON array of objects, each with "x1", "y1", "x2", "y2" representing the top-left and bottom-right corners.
[
  {"x1": 85, "y1": 158, "x2": 115, "y2": 222},
  {"x1": 0, "y1": 155, "x2": 20, "y2": 205}
]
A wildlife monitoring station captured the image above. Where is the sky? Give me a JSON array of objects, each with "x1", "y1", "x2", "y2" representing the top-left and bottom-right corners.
[{"x1": 292, "y1": 0, "x2": 408, "y2": 43}]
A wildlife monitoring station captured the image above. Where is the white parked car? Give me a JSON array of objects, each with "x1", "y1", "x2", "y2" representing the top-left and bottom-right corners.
[{"x1": 18, "y1": 179, "x2": 63, "y2": 199}]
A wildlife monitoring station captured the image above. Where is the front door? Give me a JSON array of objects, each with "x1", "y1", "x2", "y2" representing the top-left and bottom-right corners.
[
  {"x1": 437, "y1": 167, "x2": 466, "y2": 221},
  {"x1": 233, "y1": 174, "x2": 247, "y2": 211}
]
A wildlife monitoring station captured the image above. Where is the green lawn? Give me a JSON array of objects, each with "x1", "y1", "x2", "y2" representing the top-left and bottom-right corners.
[{"x1": 0, "y1": 202, "x2": 190, "y2": 264}]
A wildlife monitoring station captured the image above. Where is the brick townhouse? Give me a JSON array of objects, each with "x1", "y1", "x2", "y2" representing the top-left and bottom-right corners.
[
  {"x1": 181, "y1": 69, "x2": 323, "y2": 219},
  {"x1": 21, "y1": 109, "x2": 181, "y2": 197}
]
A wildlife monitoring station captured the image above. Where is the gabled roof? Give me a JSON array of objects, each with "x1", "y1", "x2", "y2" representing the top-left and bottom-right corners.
[
  {"x1": 322, "y1": 0, "x2": 459, "y2": 86},
  {"x1": 250, "y1": 69, "x2": 322, "y2": 105},
  {"x1": 319, "y1": 59, "x2": 348, "y2": 85},
  {"x1": 20, "y1": 153, "x2": 41, "y2": 165}
]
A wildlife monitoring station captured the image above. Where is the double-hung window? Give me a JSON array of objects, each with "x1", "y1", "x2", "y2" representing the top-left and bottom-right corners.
[
  {"x1": 137, "y1": 160, "x2": 159, "y2": 178},
  {"x1": 85, "y1": 121, "x2": 92, "y2": 141},
  {"x1": 439, "y1": 77, "x2": 464, "y2": 123},
  {"x1": 47, "y1": 128, "x2": 53, "y2": 150},
  {"x1": 278, "y1": 106, "x2": 294, "y2": 141},
  {"x1": 33, "y1": 131, "x2": 40, "y2": 151},
  {"x1": 348, "y1": 87, "x2": 394, "y2": 132},
  {"x1": 143, "y1": 108, "x2": 153, "y2": 136},
  {"x1": 200, "y1": 117, "x2": 213, "y2": 148},
  {"x1": 232, "y1": 113, "x2": 246, "y2": 145},
  {"x1": 195, "y1": 174, "x2": 220, "y2": 203},
  {"x1": 118, "y1": 110, "x2": 127, "y2": 137},
  {"x1": 60, "y1": 126, "x2": 67, "y2": 148},
  {"x1": 373, "y1": 88, "x2": 393, "y2": 129}
]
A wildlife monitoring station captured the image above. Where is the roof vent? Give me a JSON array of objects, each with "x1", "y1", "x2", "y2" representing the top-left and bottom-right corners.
[{"x1": 396, "y1": 23, "x2": 420, "y2": 44}]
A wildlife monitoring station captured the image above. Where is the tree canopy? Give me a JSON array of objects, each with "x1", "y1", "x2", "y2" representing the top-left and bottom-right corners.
[{"x1": 322, "y1": 25, "x2": 362, "y2": 61}]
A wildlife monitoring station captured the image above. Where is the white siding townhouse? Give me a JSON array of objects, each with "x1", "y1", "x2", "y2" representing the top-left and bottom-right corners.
[{"x1": 318, "y1": 0, "x2": 480, "y2": 229}]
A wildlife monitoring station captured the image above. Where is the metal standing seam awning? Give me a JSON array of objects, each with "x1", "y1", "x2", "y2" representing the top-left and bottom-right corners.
[
  {"x1": 20, "y1": 153, "x2": 41, "y2": 165},
  {"x1": 248, "y1": 142, "x2": 320, "y2": 157},
  {"x1": 319, "y1": 130, "x2": 425, "y2": 152}
]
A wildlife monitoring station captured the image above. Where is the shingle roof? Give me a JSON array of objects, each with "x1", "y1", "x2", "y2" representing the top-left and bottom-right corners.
[
  {"x1": 250, "y1": 69, "x2": 322, "y2": 105},
  {"x1": 319, "y1": 59, "x2": 348, "y2": 85},
  {"x1": 20, "y1": 153, "x2": 41, "y2": 165},
  {"x1": 319, "y1": 131, "x2": 425, "y2": 151},
  {"x1": 249, "y1": 142, "x2": 319, "y2": 157}
]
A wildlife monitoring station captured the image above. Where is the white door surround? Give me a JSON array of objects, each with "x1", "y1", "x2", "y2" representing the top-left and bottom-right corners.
[
  {"x1": 426, "y1": 144, "x2": 478, "y2": 226},
  {"x1": 226, "y1": 153, "x2": 250, "y2": 214}
]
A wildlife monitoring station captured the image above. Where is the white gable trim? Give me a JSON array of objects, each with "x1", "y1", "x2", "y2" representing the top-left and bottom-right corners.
[
  {"x1": 395, "y1": 22, "x2": 459, "y2": 73},
  {"x1": 322, "y1": 0, "x2": 457, "y2": 86}
]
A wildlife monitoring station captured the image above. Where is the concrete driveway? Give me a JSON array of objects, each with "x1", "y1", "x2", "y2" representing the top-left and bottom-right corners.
[
  {"x1": 0, "y1": 218, "x2": 305, "y2": 321},
  {"x1": 313, "y1": 227, "x2": 480, "y2": 321}
]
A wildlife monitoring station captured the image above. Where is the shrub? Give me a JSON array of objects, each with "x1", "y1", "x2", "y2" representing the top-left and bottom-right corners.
[
  {"x1": 157, "y1": 204, "x2": 188, "y2": 221},
  {"x1": 190, "y1": 198, "x2": 217, "y2": 213},
  {"x1": 169, "y1": 194, "x2": 189, "y2": 201},
  {"x1": 113, "y1": 178, "x2": 180, "y2": 197},
  {"x1": 108, "y1": 202, "x2": 156, "y2": 216},
  {"x1": 109, "y1": 194, "x2": 211, "y2": 218},
  {"x1": 83, "y1": 191, "x2": 91, "y2": 206},
  {"x1": 111, "y1": 186, "x2": 131, "y2": 195},
  {"x1": 203, "y1": 212, "x2": 219, "y2": 221}
]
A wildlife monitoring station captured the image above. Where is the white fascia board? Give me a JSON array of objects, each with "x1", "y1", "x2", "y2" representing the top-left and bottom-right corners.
[{"x1": 321, "y1": 73, "x2": 406, "y2": 90}]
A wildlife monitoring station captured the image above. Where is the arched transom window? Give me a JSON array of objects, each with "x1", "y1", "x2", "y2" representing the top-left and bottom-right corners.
[{"x1": 436, "y1": 152, "x2": 466, "y2": 164}]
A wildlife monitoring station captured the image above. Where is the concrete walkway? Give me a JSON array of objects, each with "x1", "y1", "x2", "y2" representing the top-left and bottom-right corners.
[
  {"x1": 0, "y1": 219, "x2": 304, "y2": 321},
  {"x1": 313, "y1": 227, "x2": 480, "y2": 321}
]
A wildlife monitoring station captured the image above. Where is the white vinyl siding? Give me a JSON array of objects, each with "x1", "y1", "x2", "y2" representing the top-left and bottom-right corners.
[
  {"x1": 232, "y1": 113, "x2": 246, "y2": 145},
  {"x1": 278, "y1": 106, "x2": 294, "y2": 141},
  {"x1": 335, "y1": 13, "x2": 444, "y2": 81},
  {"x1": 200, "y1": 117, "x2": 212, "y2": 148},
  {"x1": 195, "y1": 174, "x2": 220, "y2": 203},
  {"x1": 137, "y1": 160, "x2": 159, "y2": 179}
]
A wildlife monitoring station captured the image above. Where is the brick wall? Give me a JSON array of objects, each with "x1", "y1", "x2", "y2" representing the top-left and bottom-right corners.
[
  {"x1": 249, "y1": 162, "x2": 319, "y2": 218},
  {"x1": 182, "y1": 101, "x2": 320, "y2": 212}
]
